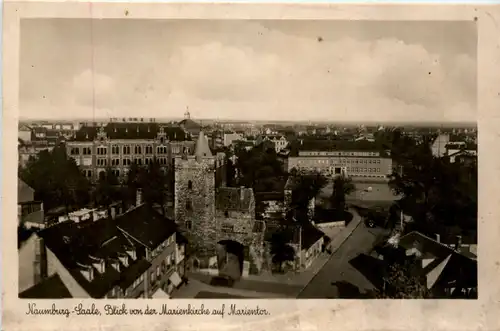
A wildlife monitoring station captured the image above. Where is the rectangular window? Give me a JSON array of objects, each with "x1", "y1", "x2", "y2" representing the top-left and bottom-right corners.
[
  {"x1": 222, "y1": 224, "x2": 234, "y2": 232},
  {"x1": 185, "y1": 220, "x2": 192, "y2": 230},
  {"x1": 123, "y1": 146, "x2": 131, "y2": 155},
  {"x1": 145, "y1": 145, "x2": 153, "y2": 154},
  {"x1": 135, "y1": 146, "x2": 142, "y2": 154}
]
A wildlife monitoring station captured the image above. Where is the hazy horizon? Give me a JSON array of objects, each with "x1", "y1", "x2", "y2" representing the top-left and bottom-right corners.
[{"x1": 20, "y1": 19, "x2": 477, "y2": 123}]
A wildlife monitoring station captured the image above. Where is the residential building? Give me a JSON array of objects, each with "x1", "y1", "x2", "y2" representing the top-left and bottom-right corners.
[
  {"x1": 18, "y1": 124, "x2": 32, "y2": 142},
  {"x1": 223, "y1": 132, "x2": 244, "y2": 147},
  {"x1": 18, "y1": 229, "x2": 47, "y2": 294},
  {"x1": 383, "y1": 231, "x2": 478, "y2": 298},
  {"x1": 65, "y1": 122, "x2": 194, "y2": 182},
  {"x1": 445, "y1": 142, "x2": 477, "y2": 163},
  {"x1": 18, "y1": 140, "x2": 55, "y2": 168},
  {"x1": 431, "y1": 133, "x2": 450, "y2": 158},
  {"x1": 20, "y1": 203, "x2": 187, "y2": 299},
  {"x1": 288, "y1": 140, "x2": 392, "y2": 181},
  {"x1": 18, "y1": 179, "x2": 44, "y2": 229}
]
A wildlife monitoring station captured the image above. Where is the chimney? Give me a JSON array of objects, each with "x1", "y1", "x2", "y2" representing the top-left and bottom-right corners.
[
  {"x1": 240, "y1": 186, "x2": 245, "y2": 201},
  {"x1": 435, "y1": 234, "x2": 440, "y2": 243},
  {"x1": 136, "y1": 189, "x2": 143, "y2": 206},
  {"x1": 455, "y1": 235, "x2": 462, "y2": 251}
]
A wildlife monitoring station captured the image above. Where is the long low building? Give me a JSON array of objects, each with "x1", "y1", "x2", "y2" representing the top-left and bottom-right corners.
[{"x1": 288, "y1": 140, "x2": 393, "y2": 181}]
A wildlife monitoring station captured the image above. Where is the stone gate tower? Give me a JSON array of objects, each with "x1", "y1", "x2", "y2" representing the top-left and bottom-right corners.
[{"x1": 174, "y1": 132, "x2": 217, "y2": 261}]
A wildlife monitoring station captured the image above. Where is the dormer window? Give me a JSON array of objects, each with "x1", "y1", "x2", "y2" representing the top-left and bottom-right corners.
[
  {"x1": 127, "y1": 248, "x2": 137, "y2": 260},
  {"x1": 112, "y1": 260, "x2": 120, "y2": 272},
  {"x1": 119, "y1": 254, "x2": 129, "y2": 267},
  {"x1": 78, "y1": 263, "x2": 94, "y2": 282}
]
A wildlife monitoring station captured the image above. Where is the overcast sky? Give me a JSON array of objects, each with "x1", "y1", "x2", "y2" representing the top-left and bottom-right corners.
[{"x1": 20, "y1": 19, "x2": 477, "y2": 122}]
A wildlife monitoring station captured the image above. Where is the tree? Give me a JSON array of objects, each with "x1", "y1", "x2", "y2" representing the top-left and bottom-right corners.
[
  {"x1": 93, "y1": 167, "x2": 120, "y2": 209},
  {"x1": 234, "y1": 144, "x2": 287, "y2": 192},
  {"x1": 387, "y1": 134, "x2": 477, "y2": 237},
  {"x1": 141, "y1": 159, "x2": 169, "y2": 216},
  {"x1": 270, "y1": 227, "x2": 296, "y2": 273},
  {"x1": 19, "y1": 145, "x2": 91, "y2": 212},
  {"x1": 124, "y1": 159, "x2": 169, "y2": 215},
  {"x1": 374, "y1": 255, "x2": 431, "y2": 299},
  {"x1": 289, "y1": 170, "x2": 328, "y2": 211},
  {"x1": 330, "y1": 176, "x2": 356, "y2": 212}
]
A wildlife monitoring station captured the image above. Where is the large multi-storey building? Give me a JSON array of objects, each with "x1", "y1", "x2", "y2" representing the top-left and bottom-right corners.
[
  {"x1": 288, "y1": 140, "x2": 392, "y2": 181},
  {"x1": 65, "y1": 122, "x2": 195, "y2": 182}
]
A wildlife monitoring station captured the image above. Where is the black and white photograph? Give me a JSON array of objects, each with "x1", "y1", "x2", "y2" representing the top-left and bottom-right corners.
[{"x1": 16, "y1": 17, "x2": 478, "y2": 301}]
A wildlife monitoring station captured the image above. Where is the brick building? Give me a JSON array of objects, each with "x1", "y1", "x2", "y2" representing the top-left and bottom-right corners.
[
  {"x1": 65, "y1": 122, "x2": 195, "y2": 182},
  {"x1": 174, "y1": 132, "x2": 265, "y2": 276}
]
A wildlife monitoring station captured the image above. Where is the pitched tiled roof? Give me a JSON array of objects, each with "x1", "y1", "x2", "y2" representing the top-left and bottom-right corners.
[
  {"x1": 397, "y1": 231, "x2": 477, "y2": 289},
  {"x1": 71, "y1": 123, "x2": 189, "y2": 142},
  {"x1": 37, "y1": 212, "x2": 169, "y2": 298},
  {"x1": 19, "y1": 274, "x2": 72, "y2": 299},
  {"x1": 216, "y1": 187, "x2": 254, "y2": 211},
  {"x1": 116, "y1": 205, "x2": 178, "y2": 249}
]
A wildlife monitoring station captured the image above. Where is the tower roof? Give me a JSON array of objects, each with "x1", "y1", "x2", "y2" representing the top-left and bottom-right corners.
[{"x1": 195, "y1": 131, "x2": 213, "y2": 158}]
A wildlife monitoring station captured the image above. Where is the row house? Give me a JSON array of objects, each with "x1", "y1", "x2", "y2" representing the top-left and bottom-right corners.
[
  {"x1": 65, "y1": 122, "x2": 195, "y2": 182},
  {"x1": 20, "y1": 201, "x2": 187, "y2": 299}
]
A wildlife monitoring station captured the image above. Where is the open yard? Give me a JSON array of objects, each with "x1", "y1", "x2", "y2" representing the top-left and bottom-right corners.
[{"x1": 319, "y1": 181, "x2": 400, "y2": 209}]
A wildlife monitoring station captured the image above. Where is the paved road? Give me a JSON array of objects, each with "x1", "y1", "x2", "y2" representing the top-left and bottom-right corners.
[{"x1": 298, "y1": 223, "x2": 388, "y2": 298}]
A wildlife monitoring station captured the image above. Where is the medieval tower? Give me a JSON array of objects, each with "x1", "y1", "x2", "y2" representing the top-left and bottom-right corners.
[{"x1": 174, "y1": 132, "x2": 218, "y2": 261}]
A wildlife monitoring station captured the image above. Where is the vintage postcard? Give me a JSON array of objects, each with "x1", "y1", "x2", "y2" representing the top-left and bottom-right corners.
[{"x1": 3, "y1": 1, "x2": 500, "y2": 331}]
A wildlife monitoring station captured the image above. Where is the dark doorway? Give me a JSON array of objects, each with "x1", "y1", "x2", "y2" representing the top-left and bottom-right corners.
[{"x1": 217, "y1": 240, "x2": 245, "y2": 281}]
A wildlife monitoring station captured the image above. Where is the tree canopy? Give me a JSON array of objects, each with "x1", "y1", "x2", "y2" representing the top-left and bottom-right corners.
[
  {"x1": 387, "y1": 132, "x2": 477, "y2": 237},
  {"x1": 374, "y1": 255, "x2": 431, "y2": 299},
  {"x1": 19, "y1": 145, "x2": 91, "y2": 211},
  {"x1": 124, "y1": 158, "x2": 170, "y2": 215},
  {"x1": 234, "y1": 143, "x2": 287, "y2": 192},
  {"x1": 330, "y1": 176, "x2": 356, "y2": 212}
]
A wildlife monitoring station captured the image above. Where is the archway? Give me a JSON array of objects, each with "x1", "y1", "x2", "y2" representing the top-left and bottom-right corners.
[{"x1": 217, "y1": 240, "x2": 245, "y2": 281}]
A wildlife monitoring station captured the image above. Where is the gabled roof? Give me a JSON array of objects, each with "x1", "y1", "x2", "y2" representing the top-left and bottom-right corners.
[
  {"x1": 216, "y1": 187, "x2": 254, "y2": 212},
  {"x1": 37, "y1": 212, "x2": 171, "y2": 298},
  {"x1": 116, "y1": 205, "x2": 178, "y2": 249},
  {"x1": 19, "y1": 274, "x2": 72, "y2": 299},
  {"x1": 397, "y1": 231, "x2": 477, "y2": 290}
]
